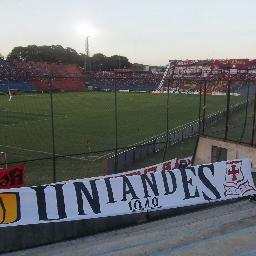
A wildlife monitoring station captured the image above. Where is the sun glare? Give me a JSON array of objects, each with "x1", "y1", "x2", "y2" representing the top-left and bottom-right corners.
[{"x1": 75, "y1": 22, "x2": 98, "y2": 37}]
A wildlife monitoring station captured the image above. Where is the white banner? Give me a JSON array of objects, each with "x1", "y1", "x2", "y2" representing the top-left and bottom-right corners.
[
  {"x1": 0, "y1": 158, "x2": 255, "y2": 227},
  {"x1": 108, "y1": 157, "x2": 191, "y2": 178}
]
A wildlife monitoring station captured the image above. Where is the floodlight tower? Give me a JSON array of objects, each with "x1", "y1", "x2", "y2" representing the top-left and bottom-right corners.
[
  {"x1": 76, "y1": 22, "x2": 97, "y2": 72},
  {"x1": 84, "y1": 36, "x2": 90, "y2": 72}
]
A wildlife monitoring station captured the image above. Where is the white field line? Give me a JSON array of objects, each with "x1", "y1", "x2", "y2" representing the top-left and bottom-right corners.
[
  {"x1": 94, "y1": 151, "x2": 115, "y2": 161},
  {"x1": 0, "y1": 108, "x2": 68, "y2": 127},
  {"x1": 0, "y1": 109, "x2": 50, "y2": 117},
  {"x1": 0, "y1": 108, "x2": 67, "y2": 118},
  {"x1": 1, "y1": 119, "x2": 51, "y2": 127},
  {"x1": 1, "y1": 115, "x2": 68, "y2": 127},
  {"x1": 0, "y1": 144, "x2": 91, "y2": 162}
]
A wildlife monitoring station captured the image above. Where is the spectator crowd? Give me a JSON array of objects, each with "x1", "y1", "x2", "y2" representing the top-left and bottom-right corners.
[{"x1": 1, "y1": 59, "x2": 256, "y2": 93}]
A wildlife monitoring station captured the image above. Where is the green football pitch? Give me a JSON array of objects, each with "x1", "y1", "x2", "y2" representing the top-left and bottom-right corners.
[{"x1": 0, "y1": 92, "x2": 245, "y2": 185}]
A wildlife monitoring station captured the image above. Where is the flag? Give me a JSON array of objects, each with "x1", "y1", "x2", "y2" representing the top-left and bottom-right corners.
[{"x1": 0, "y1": 164, "x2": 25, "y2": 189}]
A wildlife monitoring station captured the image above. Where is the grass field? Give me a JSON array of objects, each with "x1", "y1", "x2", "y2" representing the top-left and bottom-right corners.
[
  {"x1": 0, "y1": 92, "x2": 245, "y2": 185},
  {"x1": 205, "y1": 99, "x2": 255, "y2": 144}
]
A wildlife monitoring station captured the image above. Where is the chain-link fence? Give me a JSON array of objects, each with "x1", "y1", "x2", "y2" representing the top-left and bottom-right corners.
[{"x1": 0, "y1": 76, "x2": 255, "y2": 185}]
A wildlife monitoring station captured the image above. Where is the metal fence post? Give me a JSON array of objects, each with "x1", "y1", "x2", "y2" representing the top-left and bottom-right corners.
[
  {"x1": 49, "y1": 78, "x2": 56, "y2": 183},
  {"x1": 191, "y1": 82, "x2": 202, "y2": 165},
  {"x1": 239, "y1": 80, "x2": 250, "y2": 142},
  {"x1": 224, "y1": 79, "x2": 231, "y2": 140},
  {"x1": 114, "y1": 83, "x2": 118, "y2": 171},
  {"x1": 162, "y1": 80, "x2": 170, "y2": 162},
  {"x1": 202, "y1": 80, "x2": 207, "y2": 135},
  {"x1": 251, "y1": 90, "x2": 256, "y2": 146},
  {"x1": 162, "y1": 61, "x2": 176, "y2": 162}
]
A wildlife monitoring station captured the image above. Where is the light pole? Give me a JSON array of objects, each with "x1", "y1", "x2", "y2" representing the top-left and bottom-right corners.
[
  {"x1": 76, "y1": 22, "x2": 97, "y2": 71},
  {"x1": 84, "y1": 36, "x2": 90, "y2": 72}
]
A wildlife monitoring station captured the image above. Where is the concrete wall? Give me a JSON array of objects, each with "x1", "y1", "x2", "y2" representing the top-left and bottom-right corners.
[
  {"x1": 2, "y1": 191, "x2": 255, "y2": 254},
  {"x1": 194, "y1": 136, "x2": 256, "y2": 172},
  {"x1": 0, "y1": 212, "x2": 148, "y2": 253}
]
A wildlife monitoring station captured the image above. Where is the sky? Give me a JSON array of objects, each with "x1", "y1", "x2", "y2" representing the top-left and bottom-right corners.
[{"x1": 1, "y1": 0, "x2": 256, "y2": 65}]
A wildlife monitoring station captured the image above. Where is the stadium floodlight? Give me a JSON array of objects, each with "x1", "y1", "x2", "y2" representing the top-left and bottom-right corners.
[
  {"x1": 76, "y1": 22, "x2": 97, "y2": 38},
  {"x1": 75, "y1": 22, "x2": 98, "y2": 72}
]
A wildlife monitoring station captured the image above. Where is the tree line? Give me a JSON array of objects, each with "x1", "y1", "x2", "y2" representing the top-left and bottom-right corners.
[{"x1": 3, "y1": 45, "x2": 132, "y2": 71}]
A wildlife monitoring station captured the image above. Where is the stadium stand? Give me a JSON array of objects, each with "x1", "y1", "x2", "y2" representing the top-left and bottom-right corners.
[
  {"x1": 87, "y1": 70, "x2": 231, "y2": 94},
  {"x1": 0, "y1": 59, "x2": 16, "y2": 83},
  {"x1": 1, "y1": 60, "x2": 86, "y2": 92},
  {"x1": 88, "y1": 71, "x2": 162, "y2": 92},
  {"x1": 1, "y1": 59, "x2": 256, "y2": 94},
  {"x1": 0, "y1": 59, "x2": 33, "y2": 92},
  {"x1": 12, "y1": 61, "x2": 86, "y2": 92}
]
